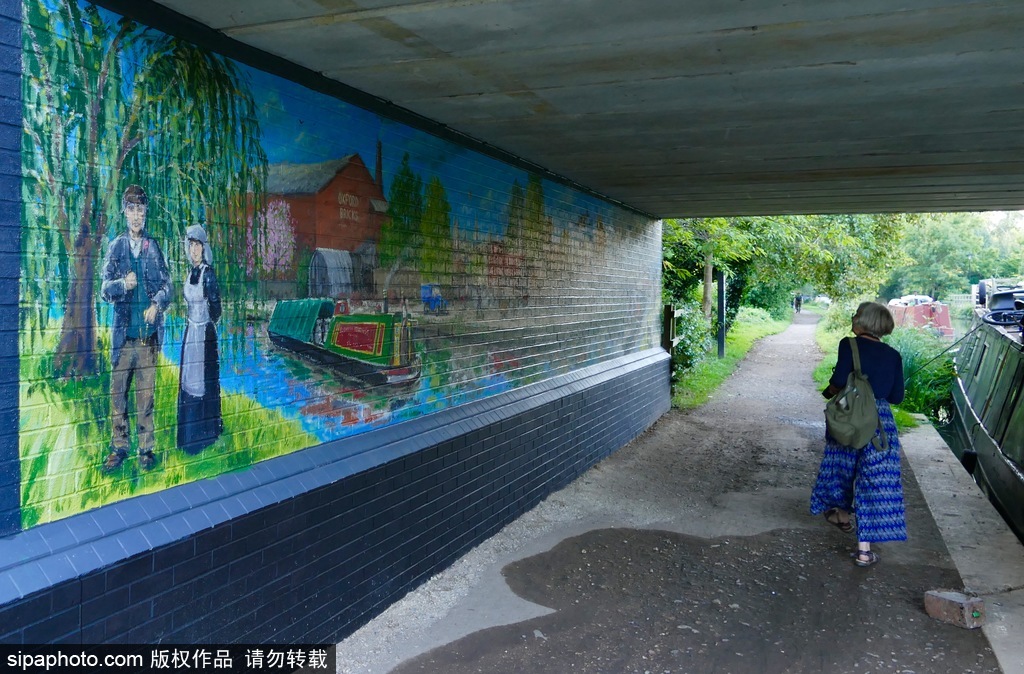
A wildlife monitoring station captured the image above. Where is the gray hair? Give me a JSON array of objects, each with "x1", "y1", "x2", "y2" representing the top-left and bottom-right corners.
[{"x1": 853, "y1": 301, "x2": 895, "y2": 337}]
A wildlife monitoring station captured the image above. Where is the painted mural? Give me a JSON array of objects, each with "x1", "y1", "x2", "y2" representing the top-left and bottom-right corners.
[{"x1": 18, "y1": 0, "x2": 662, "y2": 527}]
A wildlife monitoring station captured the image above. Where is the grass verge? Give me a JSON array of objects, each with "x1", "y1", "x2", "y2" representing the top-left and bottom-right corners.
[{"x1": 672, "y1": 307, "x2": 790, "y2": 409}]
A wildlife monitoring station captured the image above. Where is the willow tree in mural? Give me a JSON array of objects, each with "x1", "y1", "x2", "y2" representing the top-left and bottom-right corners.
[{"x1": 22, "y1": 1, "x2": 266, "y2": 377}]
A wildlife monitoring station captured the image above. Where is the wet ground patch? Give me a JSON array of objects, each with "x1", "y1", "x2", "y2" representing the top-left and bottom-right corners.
[{"x1": 395, "y1": 527, "x2": 997, "y2": 674}]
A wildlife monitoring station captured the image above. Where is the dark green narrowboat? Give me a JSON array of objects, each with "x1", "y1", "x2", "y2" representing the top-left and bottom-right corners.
[
  {"x1": 950, "y1": 283, "x2": 1024, "y2": 539},
  {"x1": 268, "y1": 298, "x2": 420, "y2": 387}
]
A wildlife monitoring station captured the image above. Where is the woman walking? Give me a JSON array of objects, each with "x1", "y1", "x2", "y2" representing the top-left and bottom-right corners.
[
  {"x1": 810, "y1": 301, "x2": 906, "y2": 567},
  {"x1": 177, "y1": 224, "x2": 223, "y2": 453}
]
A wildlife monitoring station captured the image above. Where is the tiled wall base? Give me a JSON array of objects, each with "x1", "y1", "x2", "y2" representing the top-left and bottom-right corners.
[{"x1": 0, "y1": 349, "x2": 669, "y2": 643}]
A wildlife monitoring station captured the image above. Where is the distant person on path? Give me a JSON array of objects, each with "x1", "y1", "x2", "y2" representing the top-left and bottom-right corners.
[
  {"x1": 794, "y1": 294, "x2": 803, "y2": 313},
  {"x1": 810, "y1": 301, "x2": 906, "y2": 567},
  {"x1": 101, "y1": 185, "x2": 172, "y2": 472},
  {"x1": 177, "y1": 224, "x2": 223, "y2": 453}
]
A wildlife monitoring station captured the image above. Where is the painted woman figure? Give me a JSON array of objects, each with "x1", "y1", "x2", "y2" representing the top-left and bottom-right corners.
[{"x1": 177, "y1": 224, "x2": 223, "y2": 453}]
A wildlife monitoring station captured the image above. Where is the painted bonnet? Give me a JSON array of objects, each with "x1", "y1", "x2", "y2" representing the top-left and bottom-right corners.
[{"x1": 185, "y1": 224, "x2": 213, "y2": 266}]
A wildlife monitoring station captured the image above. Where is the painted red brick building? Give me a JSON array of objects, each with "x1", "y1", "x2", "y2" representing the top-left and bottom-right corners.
[{"x1": 267, "y1": 143, "x2": 388, "y2": 254}]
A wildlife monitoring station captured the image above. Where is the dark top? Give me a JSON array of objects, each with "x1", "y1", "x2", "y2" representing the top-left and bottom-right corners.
[
  {"x1": 126, "y1": 251, "x2": 149, "y2": 340},
  {"x1": 101, "y1": 233, "x2": 172, "y2": 364},
  {"x1": 187, "y1": 265, "x2": 223, "y2": 324},
  {"x1": 829, "y1": 336, "x2": 905, "y2": 404}
]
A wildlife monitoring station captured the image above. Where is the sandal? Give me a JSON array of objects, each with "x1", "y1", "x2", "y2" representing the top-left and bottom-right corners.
[
  {"x1": 853, "y1": 550, "x2": 880, "y2": 567},
  {"x1": 824, "y1": 508, "x2": 853, "y2": 533}
]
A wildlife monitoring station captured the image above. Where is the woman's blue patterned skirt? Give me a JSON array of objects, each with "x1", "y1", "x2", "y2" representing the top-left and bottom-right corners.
[{"x1": 810, "y1": 399, "x2": 907, "y2": 543}]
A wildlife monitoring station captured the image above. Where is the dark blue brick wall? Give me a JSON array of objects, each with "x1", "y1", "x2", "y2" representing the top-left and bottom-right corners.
[
  {"x1": 0, "y1": 350, "x2": 668, "y2": 643},
  {"x1": 0, "y1": 0, "x2": 669, "y2": 645},
  {"x1": 0, "y1": 0, "x2": 18, "y2": 539}
]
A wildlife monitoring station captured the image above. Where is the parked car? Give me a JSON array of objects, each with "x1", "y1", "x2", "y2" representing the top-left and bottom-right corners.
[{"x1": 888, "y1": 294, "x2": 934, "y2": 306}]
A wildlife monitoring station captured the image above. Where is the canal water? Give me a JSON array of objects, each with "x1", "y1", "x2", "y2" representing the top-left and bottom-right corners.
[{"x1": 161, "y1": 316, "x2": 515, "y2": 445}]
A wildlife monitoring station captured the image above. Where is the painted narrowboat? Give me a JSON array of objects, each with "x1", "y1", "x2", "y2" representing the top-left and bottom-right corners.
[
  {"x1": 268, "y1": 298, "x2": 420, "y2": 387},
  {"x1": 949, "y1": 282, "x2": 1024, "y2": 538}
]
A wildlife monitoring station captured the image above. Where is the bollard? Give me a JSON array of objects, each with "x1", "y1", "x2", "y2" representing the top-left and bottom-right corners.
[{"x1": 924, "y1": 590, "x2": 985, "y2": 629}]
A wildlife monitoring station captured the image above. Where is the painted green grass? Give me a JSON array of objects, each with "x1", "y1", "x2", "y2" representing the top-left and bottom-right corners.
[
  {"x1": 19, "y1": 333, "x2": 317, "y2": 528},
  {"x1": 672, "y1": 307, "x2": 790, "y2": 409}
]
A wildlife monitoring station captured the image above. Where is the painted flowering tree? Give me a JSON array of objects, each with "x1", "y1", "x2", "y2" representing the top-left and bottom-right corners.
[
  {"x1": 22, "y1": 0, "x2": 266, "y2": 377},
  {"x1": 247, "y1": 199, "x2": 296, "y2": 279}
]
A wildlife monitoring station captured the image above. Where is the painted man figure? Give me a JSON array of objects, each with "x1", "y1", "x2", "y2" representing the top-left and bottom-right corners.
[{"x1": 101, "y1": 185, "x2": 172, "y2": 472}]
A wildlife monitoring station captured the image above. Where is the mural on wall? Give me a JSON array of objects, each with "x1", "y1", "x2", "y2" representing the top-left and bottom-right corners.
[{"x1": 18, "y1": 0, "x2": 662, "y2": 528}]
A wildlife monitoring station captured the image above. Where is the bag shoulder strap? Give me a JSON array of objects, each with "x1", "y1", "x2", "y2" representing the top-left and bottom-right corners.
[
  {"x1": 848, "y1": 336, "x2": 864, "y2": 376},
  {"x1": 849, "y1": 336, "x2": 890, "y2": 452}
]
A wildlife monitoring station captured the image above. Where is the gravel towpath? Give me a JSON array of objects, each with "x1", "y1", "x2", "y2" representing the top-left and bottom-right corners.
[{"x1": 337, "y1": 312, "x2": 999, "y2": 674}]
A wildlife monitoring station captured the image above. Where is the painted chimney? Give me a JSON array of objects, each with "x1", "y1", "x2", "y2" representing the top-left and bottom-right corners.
[{"x1": 376, "y1": 140, "x2": 383, "y2": 188}]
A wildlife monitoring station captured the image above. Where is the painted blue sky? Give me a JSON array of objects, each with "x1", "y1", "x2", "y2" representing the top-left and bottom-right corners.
[
  {"x1": 87, "y1": 0, "x2": 617, "y2": 239},
  {"x1": 242, "y1": 66, "x2": 615, "y2": 238}
]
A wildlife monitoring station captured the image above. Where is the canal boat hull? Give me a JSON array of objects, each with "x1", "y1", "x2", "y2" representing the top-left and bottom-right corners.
[{"x1": 950, "y1": 306, "x2": 1024, "y2": 539}]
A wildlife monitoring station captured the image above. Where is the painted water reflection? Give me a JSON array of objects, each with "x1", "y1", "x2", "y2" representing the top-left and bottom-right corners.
[{"x1": 163, "y1": 316, "x2": 515, "y2": 444}]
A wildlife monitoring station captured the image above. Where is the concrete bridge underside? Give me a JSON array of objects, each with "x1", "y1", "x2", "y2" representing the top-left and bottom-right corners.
[{"x1": 112, "y1": 0, "x2": 1024, "y2": 217}]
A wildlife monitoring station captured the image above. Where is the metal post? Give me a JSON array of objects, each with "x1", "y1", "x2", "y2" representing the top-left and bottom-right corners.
[
  {"x1": 663, "y1": 304, "x2": 682, "y2": 391},
  {"x1": 716, "y1": 269, "x2": 726, "y2": 359},
  {"x1": 662, "y1": 304, "x2": 674, "y2": 353}
]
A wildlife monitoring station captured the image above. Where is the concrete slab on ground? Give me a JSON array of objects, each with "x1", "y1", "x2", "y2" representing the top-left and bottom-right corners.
[{"x1": 902, "y1": 421, "x2": 1024, "y2": 673}]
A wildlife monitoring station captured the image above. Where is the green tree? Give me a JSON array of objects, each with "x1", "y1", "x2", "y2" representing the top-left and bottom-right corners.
[
  {"x1": 985, "y1": 212, "x2": 1024, "y2": 277},
  {"x1": 420, "y1": 177, "x2": 453, "y2": 284},
  {"x1": 812, "y1": 213, "x2": 912, "y2": 301},
  {"x1": 726, "y1": 215, "x2": 803, "y2": 318},
  {"x1": 23, "y1": 1, "x2": 265, "y2": 377},
  {"x1": 663, "y1": 218, "x2": 756, "y2": 317},
  {"x1": 506, "y1": 180, "x2": 525, "y2": 254},
  {"x1": 522, "y1": 175, "x2": 548, "y2": 255},
  {"x1": 898, "y1": 214, "x2": 985, "y2": 299},
  {"x1": 884, "y1": 212, "x2": 1021, "y2": 300},
  {"x1": 745, "y1": 213, "x2": 913, "y2": 307},
  {"x1": 128, "y1": 38, "x2": 266, "y2": 292},
  {"x1": 664, "y1": 214, "x2": 916, "y2": 321},
  {"x1": 380, "y1": 154, "x2": 423, "y2": 264}
]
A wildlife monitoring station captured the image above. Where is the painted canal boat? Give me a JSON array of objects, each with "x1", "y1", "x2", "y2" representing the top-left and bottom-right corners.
[
  {"x1": 949, "y1": 282, "x2": 1024, "y2": 538},
  {"x1": 268, "y1": 298, "x2": 420, "y2": 387}
]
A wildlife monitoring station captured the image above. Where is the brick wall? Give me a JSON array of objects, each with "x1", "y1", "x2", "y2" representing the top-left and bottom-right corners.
[
  {"x1": 0, "y1": 351, "x2": 669, "y2": 643},
  {"x1": 0, "y1": 0, "x2": 19, "y2": 540},
  {"x1": 0, "y1": 0, "x2": 669, "y2": 644}
]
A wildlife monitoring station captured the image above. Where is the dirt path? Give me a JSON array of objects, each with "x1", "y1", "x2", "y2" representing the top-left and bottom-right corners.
[{"x1": 341, "y1": 312, "x2": 999, "y2": 674}]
